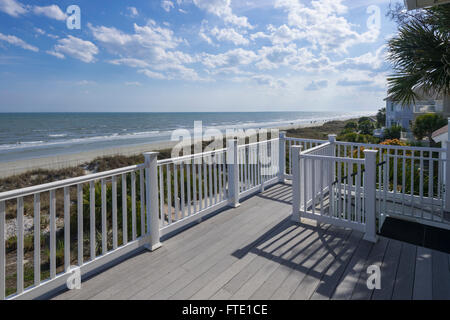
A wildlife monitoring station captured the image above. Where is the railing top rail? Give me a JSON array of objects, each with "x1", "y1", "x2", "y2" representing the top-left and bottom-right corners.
[
  {"x1": 237, "y1": 138, "x2": 279, "y2": 149},
  {"x1": 0, "y1": 163, "x2": 146, "y2": 202},
  {"x1": 301, "y1": 153, "x2": 365, "y2": 164},
  {"x1": 285, "y1": 137, "x2": 327, "y2": 144},
  {"x1": 300, "y1": 142, "x2": 331, "y2": 155},
  {"x1": 157, "y1": 148, "x2": 227, "y2": 165},
  {"x1": 335, "y1": 140, "x2": 445, "y2": 153}
]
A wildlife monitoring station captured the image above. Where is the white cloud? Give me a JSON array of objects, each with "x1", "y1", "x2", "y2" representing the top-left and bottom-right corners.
[
  {"x1": 199, "y1": 20, "x2": 214, "y2": 45},
  {"x1": 251, "y1": 24, "x2": 303, "y2": 45},
  {"x1": 193, "y1": 0, "x2": 252, "y2": 28},
  {"x1": 50, "y1": 36, "x2": 99, "y2": 63},
  {"x1": 336, "y1": 69, "x2": 388, "y2": 89},
  {"x1": 109, "y1": 58, "x2": 150, "y2": 68},
  {"x1": 336, "y1": 45, "x2": 387, "y2": 70},
  {"x1": 256, "y1": 44, "x2": 312, "y2": 70},
  {"x1": 209, "y1": 66, "x2": 253, "y2": 76},
  {"x1": 34, "y1": 28, "x2": 59, "y2": 39},
  {"x1": 201, "y1": 48, "x2": 258, "y2": 69},
  {"x1": 1, "y1": 1, "x2": 68, "y2": 22},
  {"x1": 251, "y1": 75, "x2": 288, "y2": 89},
  {"x1": 90, "y1": 22, "x2": 182, "y2": 50},
  {"x1": 34, "y1": 28, "x2": 45, "y2": 35},
  {"x1": 161, "y1": 0, "x2": 175, "y2": 12},
  {"x1": 89, "y1": 24, "x2": 133, "y2": 46},
  {"x1": 0, "y1": 0, "x2": 26, "y2": 17},
  {"x1": 274, "y1": 0, "x2": 379, "y2": 53},
  {"x1": 126, "y1": 7, "x2": 139, "y2": 17},
  {"x1": 46, "y1": 33, "x2": 59, "y2": 39},
  {"x1": 337, "y1": 78, "x2": 374, "y2": 86},
  {"x1": 305, "y1": 80, "x2": 328, "y2": 91},
  {"x1": 150, "y1": 63, "x2": 205, "y2": 81},
  {"x1": 46, "y1": 50, "x2": 64, "y2": 59},
  {"x1": 125, "y1": 81, "x2": 142, "y2": 86},
  {"x1": 138, "y1": 69, "x2": 167, "y2": 80},
  {"x1": 0, "y1": 32, "x2": 38, "y2": 52},
  {"x1": 33, "y1": 5, "x2": 66, "y2": 21},
  {"x1": 90, "y1": 21, "x2": 201, "y2": 81},
  {"x1": 76, "y1": 80, "x2": 97, "y2": 86},
  {"x1": 210, "y1": 27, "x2": 249, "y2": 45}
]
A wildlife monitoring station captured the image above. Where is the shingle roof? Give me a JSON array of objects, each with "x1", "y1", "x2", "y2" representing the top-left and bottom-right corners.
[{"x1": 432, "y1": 125, "x2": 448, "y2": 139}]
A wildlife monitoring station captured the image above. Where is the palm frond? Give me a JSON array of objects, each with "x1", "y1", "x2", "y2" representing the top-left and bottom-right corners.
[{"x1": 387, "y1": 4, "x2": 450, "y2": 105}]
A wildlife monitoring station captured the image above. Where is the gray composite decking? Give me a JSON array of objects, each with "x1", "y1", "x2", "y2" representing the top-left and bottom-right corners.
[{"x1": 52, "y1": 184, "x2": 450, "y2": 300}]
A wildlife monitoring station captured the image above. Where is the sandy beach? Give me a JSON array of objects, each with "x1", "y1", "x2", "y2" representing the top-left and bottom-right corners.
[{"x1": 0, "y1": 117, "x2": 355, "y2": 178}]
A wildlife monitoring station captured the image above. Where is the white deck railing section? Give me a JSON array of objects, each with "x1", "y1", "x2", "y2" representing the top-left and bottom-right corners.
[
  {"x1": 290, "y1": 135, "x2": 450, "y2": 243},
  {"x1": 0, "y1": 162, "x2": 150, "y2": 300},
  {"x1": 1, "y1": 131, "x2": 450, "y2": 300},
  {"x1": 291, "y1": 136, "x2": 377, "y2": 241},
  {"x1": 237, "y1": 139, "x2": 279, "y2": 198},
  {"x1": 334, "y1": 141, "x2": 449, "y2": 229},
  {"x1": 157, "y1": 148, "x2": 229, "y2": 237},
  {"x1": 282, "y1": 134, "x2": 327, "y2": 179},
  {"x1": 0, "y1": 138, "x2": 280, "y2": 300}
]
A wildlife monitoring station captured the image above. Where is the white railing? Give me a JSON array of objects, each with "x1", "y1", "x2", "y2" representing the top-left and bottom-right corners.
[
  {"x1": 0, "y1": 138, "x2": 282, "y2": 300},
  {"x1": 237, "y1": 139, "x2": 279, "y2": 198},
  {"x1": 156, "y1": 148, "x2": 229, "y2": 237},
  {"x1": 334, "y1": 141, "x2": 450, "y2": 230},
  {"x1": 2, "y1": 129, "x2": 450, "y2": 300},
  {"x1": 297, "y1": 139, "x2": 335, "y2": 214},
  {"x1": 0, "y1": 160, "x2": 153, "y2": 300},
  {"x1": 281, "y1": 134, "x2": 327, "y2": 179},
  {"x1": 291, "y1": 136, "x2": 378, "y2": 242}
]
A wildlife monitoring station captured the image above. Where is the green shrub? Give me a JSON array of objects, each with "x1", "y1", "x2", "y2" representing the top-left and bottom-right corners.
[{"x1": 384, "y1": 125, "x2": 402, "y2": 140}]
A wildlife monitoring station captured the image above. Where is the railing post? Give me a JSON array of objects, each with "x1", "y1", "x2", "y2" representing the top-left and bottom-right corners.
[
  {"x1": 328, "y1": 134, "x2": 336, "y2": 156},
  {"x1": 260, "y1": 142, "x2": 266, "y2": 193},
  {"x1": 445, "y1": 140, "x2": 450, "y2": 212},
  {"x1": 292, "y1": 145, "x2": 302, "y2": 222},
  {"x1": 143, "y1": 152, "x2": 162, "y2": 251},
  {"x1": 363, "y1": 149, "x2": 378, "y2": 243},
  {"x1": 227, "y1": 139, "x2": 240, "y2": 208},
  {"x1": 279, "y1": 132, "x2": 286, "y2": 183}
]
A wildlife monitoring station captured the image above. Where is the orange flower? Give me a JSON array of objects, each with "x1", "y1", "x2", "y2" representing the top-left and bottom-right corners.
[{"x1": 380, "y1": 139, "x2": 406, "y2": 146}]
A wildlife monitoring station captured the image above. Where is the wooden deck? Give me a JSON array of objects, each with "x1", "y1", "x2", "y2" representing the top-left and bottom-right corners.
[{"x1": 52, "y1": 184, "x2": 450, "y2": 300}]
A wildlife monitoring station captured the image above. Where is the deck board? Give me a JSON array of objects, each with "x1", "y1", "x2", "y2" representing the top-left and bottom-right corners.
[
  {"x1": 331, "y1": 236, "x2": 373, "y2": 300},
  {"x1": 310, "y1": 230, "x2": 363, "y2": 300},
  {"x1": 432, "y1": 249, "x2": 450, "y2": 299},
  {"x1": 350, "y1": 237, "x2": 389, "y2": 300},
  {"x1": 372, "y1": 239, "x2": 402, "y2": 300},
  {"x1": 392, "y1": 243, "x2": 416, "y2": 300},
  {"x1": 49, "y1": 184, "x2": 450, "y2": 301},
  {"x1": 413, "y1": 246, "x2": 433, "y2": 300},
  {"x1": 289, "y1": 227, "x2": 355, "y2": 300}
]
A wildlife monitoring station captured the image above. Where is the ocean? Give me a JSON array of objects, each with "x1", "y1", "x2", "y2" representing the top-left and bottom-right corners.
[{"x1": 0, "y1": 112, "x2": 372, "y2": 162}]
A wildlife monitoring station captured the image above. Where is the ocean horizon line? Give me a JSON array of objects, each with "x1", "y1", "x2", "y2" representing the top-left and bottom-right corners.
[{"x1": 0, "y1": 110, "x2": 378, "y2": 114}]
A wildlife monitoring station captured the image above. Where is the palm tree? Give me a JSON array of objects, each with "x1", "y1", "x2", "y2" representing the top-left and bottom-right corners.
[{"x1": 386, "y1": 4, "x2": 450, "y2": 105}]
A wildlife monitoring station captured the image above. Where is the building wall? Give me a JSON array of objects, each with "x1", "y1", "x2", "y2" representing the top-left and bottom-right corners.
[
  {"x1": 385, "y1": 100, "x2": 414, "y2": 130},
  {"x1": 386, "y1": 97, "x2": 446, "y2": 131}
]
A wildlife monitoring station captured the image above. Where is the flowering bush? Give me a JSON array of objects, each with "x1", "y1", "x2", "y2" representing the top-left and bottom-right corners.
[{"x1": 380, "y1": 139, "x2": 407, "y2": 146}]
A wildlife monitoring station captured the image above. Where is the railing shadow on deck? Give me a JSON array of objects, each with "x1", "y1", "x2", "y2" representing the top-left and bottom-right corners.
[
  {"x1": 255, "y1": 183, "x2": 293, "y2": 205},
  {"x1": 231, "y1": 216, "x2": 362, "y2": 297}
]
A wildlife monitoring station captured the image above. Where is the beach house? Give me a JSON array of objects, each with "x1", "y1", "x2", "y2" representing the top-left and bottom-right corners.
[{"x1": 385, "y1": 89, "x2": 449, "y2": 131}]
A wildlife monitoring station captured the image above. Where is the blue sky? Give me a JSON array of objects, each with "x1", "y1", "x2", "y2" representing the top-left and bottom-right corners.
[{"x1": 0, "y1": 0, "x2": 401, "y2": 112}]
